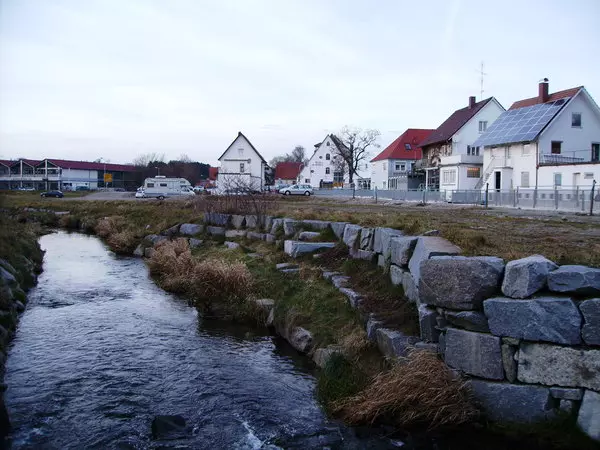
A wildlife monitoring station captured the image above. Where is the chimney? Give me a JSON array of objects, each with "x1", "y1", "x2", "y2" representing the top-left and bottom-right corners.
[
  {"x1": 468, "y1": 96, "x2": 476, "y2": 109},
  {"x1": 539, "y1": 78, "x2": 549, "y2": 103}
]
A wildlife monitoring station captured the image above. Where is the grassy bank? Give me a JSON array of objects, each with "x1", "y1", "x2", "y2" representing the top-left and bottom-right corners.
[{"x1": 4, "y1": 191, "x2": 599, "y2": 266}]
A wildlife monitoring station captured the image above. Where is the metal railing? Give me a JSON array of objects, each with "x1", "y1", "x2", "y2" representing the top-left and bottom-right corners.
[
  {"x1": 540, "y1": 149, "x2": 600, "y2": 165},
  {"x1": 313, "y1": 183, "x2": 599, "y2": 214}
]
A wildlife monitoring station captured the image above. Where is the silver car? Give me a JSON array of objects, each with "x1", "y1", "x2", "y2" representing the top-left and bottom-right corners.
[{"x1": 279, "y1": 184, "x2": 313, "y2": 196}]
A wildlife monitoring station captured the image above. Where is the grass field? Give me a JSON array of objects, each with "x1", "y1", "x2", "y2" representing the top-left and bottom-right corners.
[{"x1": 3, "y1": 190, "x2": 600, "y2": 266}]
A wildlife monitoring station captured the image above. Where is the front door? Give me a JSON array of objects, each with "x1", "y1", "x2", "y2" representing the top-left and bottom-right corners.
[
  {"x1": 573, "y1": 173, "x2": 581, "y2": 188},
  {"x1": 592, "y1": 143, "x2": 600, "y2": 162},
  {"x1": 494, "y1": 171, "x2": 501, "y2": 191}
]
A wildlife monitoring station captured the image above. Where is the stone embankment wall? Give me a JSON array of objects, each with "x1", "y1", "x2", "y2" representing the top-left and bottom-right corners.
[
  {"x1": 0, "y1": 240, "x2": 43, "y2": 438},
  {"x1": 134, "y1": 212, "x2": 600, "y2": 441}
]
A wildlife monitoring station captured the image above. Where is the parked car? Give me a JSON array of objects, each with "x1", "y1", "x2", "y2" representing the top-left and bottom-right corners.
[
  {"x1": 75, "y1": 186, "x2": 90, "y2": 191},
  {"x1": 17, "y1": 187, "x2": 35, "y2": 191},
  {"x1": 135, "y1": 190, "x2": 146, "y2": 198},
  {"x1": 278, "y1": 184, "x2": 313, "y2": 196},
  {"x1": 41, "y1": 190, "x2": 64, "y2": 198}
]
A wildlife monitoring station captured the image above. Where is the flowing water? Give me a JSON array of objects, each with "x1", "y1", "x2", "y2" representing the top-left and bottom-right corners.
[{"x1": 4, "y1": 232, "x2": 398, "y2": 449}]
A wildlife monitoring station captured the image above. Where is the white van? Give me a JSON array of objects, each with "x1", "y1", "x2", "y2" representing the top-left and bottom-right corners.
[{"x1": 142, "y1": 176, "x2": 195, "y2": 199}]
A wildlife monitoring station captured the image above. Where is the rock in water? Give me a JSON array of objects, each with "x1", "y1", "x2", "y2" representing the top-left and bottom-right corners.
[{"x1": 151, "y1": 415, "x2": 188, "y2": 440}]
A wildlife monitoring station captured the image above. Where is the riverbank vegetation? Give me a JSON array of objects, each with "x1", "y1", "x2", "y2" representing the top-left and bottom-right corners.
[
  {"x1": 3, "y1": 192, "x2": 599, "y2": 448},
  {"x1": 3, "y1": 191, "x2": 600, "y2": 266}
]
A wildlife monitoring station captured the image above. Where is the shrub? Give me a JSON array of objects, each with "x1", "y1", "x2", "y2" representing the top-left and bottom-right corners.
[{"x1": 333, "y1": 350, "x2": 479, "y2": 429}]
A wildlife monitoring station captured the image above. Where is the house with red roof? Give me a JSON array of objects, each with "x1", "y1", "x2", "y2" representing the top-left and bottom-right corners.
[
  {"x1": 0, "y1": 158, "x2": 137, "y2": 191},
  {"x1": 473, "y1": 79, "x2": 600, "y2": 192},
  {"x1": 370, "y1": 129, "x2": 434, "y2": 190},
  {"x1": 419, "y1": 95, "x2": 505, "y2": 194},
  {"x1": 274, "y1": 161, "x2": 302, "y2": 185}
]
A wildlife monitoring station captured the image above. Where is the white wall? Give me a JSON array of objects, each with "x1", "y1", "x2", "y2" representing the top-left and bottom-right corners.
[
  {"x1": 298, "y1": 135, "x2": 345, "y2": 188},
  {"x1": 218, "y1": 135, "x2": 265, "y2": 188},
  {"x1": 538, "y1": 92, "x2": 600, "y2": 157},
  {"x1": 370, "y1": 160, "x2": 389, "y2": 189},
  {"x1": 538, "y1": 164, "x2": 599, "y2": 189},
  {"x1": 451, "y1": 100, "x2": 505, "y2": 156},
  {"x1": 482, "y1": 143, "x2": 538, "y2": 189}
]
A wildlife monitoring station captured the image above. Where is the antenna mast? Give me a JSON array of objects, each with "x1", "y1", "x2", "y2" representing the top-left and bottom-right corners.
[{"x1": 479, "y1": 61, "x2": 487, "y2": 100}]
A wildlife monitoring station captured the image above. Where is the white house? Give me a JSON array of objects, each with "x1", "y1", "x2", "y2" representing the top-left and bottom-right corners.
[
  {"x1": 473, "y1": 80, "x2": 600, "y2": 191},
  {"x1": 370, "y1": 128, "x2": 434, "y2": 190},
  {"x1": 217, "y1": 132, "x2": 268, "y2": 191},
  {"x1": 298, "y1": 134, "x2": 348, "y2": 188},
  {"x1": 419, "y1": 96, "x2": 506, "y2": 195}
]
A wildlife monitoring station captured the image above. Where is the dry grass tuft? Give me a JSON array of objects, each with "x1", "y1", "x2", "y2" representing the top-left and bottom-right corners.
[
  {"x1": 149, "y1": 239, "x2": 253, "y2": 310},
  {"x1": 106, "y1": 230, "x2": 136, "y2": 254},
  {"x1": 94, "y1": 216, "x2": 120, "y2": 237},
  {"x1": 334, "y1": 349, "x2": 479, "y2": 429},
  {"x1": 337, "y1": 324, "x2": 371, "y2": 358}
]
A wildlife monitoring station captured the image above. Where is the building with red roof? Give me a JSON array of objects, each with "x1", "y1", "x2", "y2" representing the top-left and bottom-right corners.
[
  {"x1": 370, "y1": 129, "x2": 434, "y2": 189},
  {"x1": 274, "y1": 161, "x2": 302, "y2": 184},
  {"x1": 0, "y1": 157, "x2": 137, "y2": 191},
  {"x1": 419, "y1": 95, "x2": 505, "y2": 193}
]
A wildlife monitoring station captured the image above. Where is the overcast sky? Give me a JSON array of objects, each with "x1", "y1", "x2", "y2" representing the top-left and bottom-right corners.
[{"x1": 1, "y1": 0, "x2": 599, "y2": 166}]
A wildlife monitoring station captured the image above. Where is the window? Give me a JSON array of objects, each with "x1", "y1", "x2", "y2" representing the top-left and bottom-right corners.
[
  {"x1": 479, "y1": 121, "x2": 488, "y2": 133},
  {"x1": 395, "y1": 162, "x2": 406, "y2": 171},
  {"x1": 467, "y1": 146, "x2": 480, "y2": 156},
  {"x1": 405, "y1": 143, "x2": 411, "y2": 150},
  {"x1": 326, "y1": 141, "x2": 330, "y2": 146},
  {"x1": 521, "y1": 171, "x2": 530, "y2": 188},
  {"x1": 523, "y1": 144, "x2": 531, "y2": 156},
  {"x1": 551, "y1": 141, "x2": 562, "y2": 154},
  {"x1": 159, "y1": 183, "x2": 167, "y2": 187},
  {"x1": 325, "y1": 167, "x2": 330, "y2": 174},
  {"x1": 147, "y1": 183, "x2": 155, "y2": 188},
  {"x1": 238, "y1": 148, "x2": 244, "y2": 156},
  {"x1": 305, "y1": 178, "x2": 310, "y2": 183},
  {"x1": 240, "y1": 162, "x2": 245, "y2": 173},
  {"x1": 326, "y1": 153, "x2": 330, "y2": 160},
  {"x1": 442, "y1": 169, "x2": 456, "y2": 184},
  {"x1": 554, "y1": 172, "x2": 562, "y2": 187},
  {"x1": 592, "y1": 143, "x2": 600, "y2": 162},
  {"x1": 584, "y1": 173, "x2": 594, "y2": 179},
  {"x1": 467, "y1": 167, "x2": 481, "y2": 178},
  {"x1": 572, "y1": 113, "x2": 582, "y2": 127}
]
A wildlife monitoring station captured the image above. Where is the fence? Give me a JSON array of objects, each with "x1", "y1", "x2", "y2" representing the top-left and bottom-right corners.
[{"x1": 313, "y1": 184, "x2": 599, "y2": 214}]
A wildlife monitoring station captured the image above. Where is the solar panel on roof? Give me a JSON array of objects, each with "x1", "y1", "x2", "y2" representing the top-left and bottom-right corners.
[{"x1": 473, "y1": 98, "x2": 569, "y2": 147}]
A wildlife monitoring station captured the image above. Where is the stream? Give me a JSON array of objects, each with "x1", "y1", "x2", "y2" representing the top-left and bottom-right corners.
[{"x1": 4, "y1": 231, "x2": 399, "y2": 449}]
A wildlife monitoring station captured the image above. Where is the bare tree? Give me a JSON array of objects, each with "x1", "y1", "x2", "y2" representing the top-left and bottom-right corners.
[
  {"x1": 334, "y1": 127, "x2": 381, "y2": 184},
  {"x1": 291, "y1": 145, "x2": 307, "y2": 165},
  {"x1": 269, "y1": 144, "x2": 307, "y2": 167},
  {"x1": 132, "y1": 152, "x2": 165, "y2": 167}
]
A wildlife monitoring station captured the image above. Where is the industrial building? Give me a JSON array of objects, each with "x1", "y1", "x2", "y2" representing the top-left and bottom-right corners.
[{"x1": 0, "y1": 158, "x2": 138, "y2": 191}]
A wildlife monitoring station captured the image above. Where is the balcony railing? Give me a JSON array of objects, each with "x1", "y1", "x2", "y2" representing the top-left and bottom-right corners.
[{"x1": 540, "y1": 149, "x2": 600, "y2": 165}]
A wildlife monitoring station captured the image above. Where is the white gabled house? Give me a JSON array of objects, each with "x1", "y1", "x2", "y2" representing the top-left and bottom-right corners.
[
  {"x1": 419, "y1": 96, "x2": 506, "y2": 195},
  {"x1": 298, "y1": 134, "x2": 348, "y2": 188},
  {"x1": 217, "y1": 132, "x2": 268, "y2": 191},
  {"x1": 473, "y1": 80, "x2": 600, "y2": 191}
]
